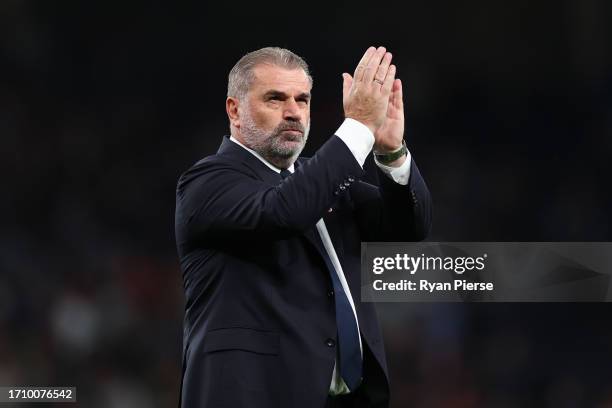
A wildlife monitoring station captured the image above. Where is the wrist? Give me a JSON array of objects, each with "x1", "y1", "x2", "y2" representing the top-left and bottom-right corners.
[
  {"x1": 374, "y1": 140, "x2": 407, "y2": 164},
  {"x1": 380, "y1": 153, "x2": 407, "y2": 168}
]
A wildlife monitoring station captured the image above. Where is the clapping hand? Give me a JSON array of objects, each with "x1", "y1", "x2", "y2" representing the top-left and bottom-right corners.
[
  {"x1": 342, "y1": 46, "x2": 396, "y2": 134},
  {"x1": 342, "y1": 47, "x2": 405, "y2": 159}
]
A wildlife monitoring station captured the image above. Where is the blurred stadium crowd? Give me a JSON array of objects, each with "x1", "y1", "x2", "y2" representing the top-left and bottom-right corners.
[{"x1": 1, "y1": 0, "x2": 611, "y2": 406}]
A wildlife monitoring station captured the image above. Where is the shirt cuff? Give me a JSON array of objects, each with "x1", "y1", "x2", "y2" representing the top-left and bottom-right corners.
[
  {"x1": 374, "y1": 149, "x2": 412, "y2": 185},
  {"x1": 334, "y1": 118, "x2": 375, "y2": 168}
]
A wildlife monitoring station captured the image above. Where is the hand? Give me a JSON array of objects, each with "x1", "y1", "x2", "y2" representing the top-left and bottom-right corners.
[
  {"x1": 342, "y1": 46, "x2": 396, "y2": 134},
  {"x1": 374, "y1": 78, "x2": 405, "y2": 153}
]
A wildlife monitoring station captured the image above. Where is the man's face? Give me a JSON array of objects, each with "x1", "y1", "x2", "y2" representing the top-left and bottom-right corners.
[{"x1": 238, "y1": 64, "x2": 311, "y2": 168}]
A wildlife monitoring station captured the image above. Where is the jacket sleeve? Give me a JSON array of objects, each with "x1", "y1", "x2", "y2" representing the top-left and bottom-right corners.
[
  {"x1": 175, "y1": 136, "x2": 365, "y2": 243},
  {"x1": 350, "y1": 157, "x2": 433, "y2": 242}
]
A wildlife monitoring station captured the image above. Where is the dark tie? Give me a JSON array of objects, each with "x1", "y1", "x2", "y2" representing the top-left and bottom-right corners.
[
  {"x1": 280, "y1": 168, "x2": 363, "y2": 390},
  {"x1": 280, "y1": 169, "x2": 292, "y2": 179}
]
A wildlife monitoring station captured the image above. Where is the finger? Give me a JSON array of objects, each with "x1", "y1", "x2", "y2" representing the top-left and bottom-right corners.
[
  {"x1": 392, "y1": 78, "x2": 401, "y2": 93},
  {"x1": 381, "y1": 64, "x2": 396, "y2": 94},
  {"x1": 373, "y1": 52, "x2": 392, "y2": 85},
  {"x1": 357, "y1": 46, "x2": 376, "y2": 67},
  {"x1": 342, "y1": 73, "x2": 353, "y2": 97},
  {"x1": 354, "y1": 46, "x2": 376, "y2": 82},
  {"x1": 363, "y1": 46, "x2": 387, "y2": 83},
  {"x1": 393, "y1": 78, "x2": 403, "y2": 108}
]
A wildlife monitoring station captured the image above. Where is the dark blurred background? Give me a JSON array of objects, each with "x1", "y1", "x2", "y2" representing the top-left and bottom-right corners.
[{"x1": 1, "y1": 0, "x2": 611, "y2": 407}]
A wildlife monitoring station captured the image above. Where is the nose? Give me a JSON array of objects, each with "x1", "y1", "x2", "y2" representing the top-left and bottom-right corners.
[{"x1": 282, "y1": 98, "x2": 302, "y2": 121}]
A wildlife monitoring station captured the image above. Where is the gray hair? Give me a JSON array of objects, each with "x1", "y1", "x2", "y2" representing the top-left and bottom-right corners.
[{"x1": 227, "y1": 47, "x2": 312, "y2": 100}]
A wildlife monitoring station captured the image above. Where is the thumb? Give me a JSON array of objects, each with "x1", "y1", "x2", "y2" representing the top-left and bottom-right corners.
[{"x1": 342, "y1": 73, "x2": 353, "y2": 97}]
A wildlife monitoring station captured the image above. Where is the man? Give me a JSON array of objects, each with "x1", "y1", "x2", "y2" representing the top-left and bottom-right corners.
[{"x1": 175, "y1": 46, "x2": 432, "y2": 408}]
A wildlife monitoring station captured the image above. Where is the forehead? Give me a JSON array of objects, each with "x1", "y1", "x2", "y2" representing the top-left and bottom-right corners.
[{"x1": 249, "y1": 64, "x2": 311, "y2": 95}]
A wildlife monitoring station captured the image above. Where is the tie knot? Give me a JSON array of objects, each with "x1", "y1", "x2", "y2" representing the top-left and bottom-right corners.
[{"x1": 280, "y1": 169, "x2": 292, "y2": 179}]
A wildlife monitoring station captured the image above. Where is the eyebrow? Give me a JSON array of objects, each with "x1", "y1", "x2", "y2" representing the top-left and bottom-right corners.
[{"x1": 263, "y1": 90, "x2": 311, "y2": 100}]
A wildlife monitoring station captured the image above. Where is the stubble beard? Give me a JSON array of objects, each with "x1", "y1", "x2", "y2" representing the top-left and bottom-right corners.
[{"x1": 240, "y1": 110, "x2": 310, "y2": 169}]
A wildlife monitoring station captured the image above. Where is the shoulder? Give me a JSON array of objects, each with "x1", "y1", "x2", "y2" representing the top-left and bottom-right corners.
[{"x1": 176, "y1": 153, "x2": 255, "y2": 192}]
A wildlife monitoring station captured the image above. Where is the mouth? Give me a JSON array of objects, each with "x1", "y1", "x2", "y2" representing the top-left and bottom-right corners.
[{"x1": 279, "y1": 129, "x2": 304, "y2": 140}]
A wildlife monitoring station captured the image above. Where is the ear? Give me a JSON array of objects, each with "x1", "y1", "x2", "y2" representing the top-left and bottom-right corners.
[{"x1": 226, "y1": 97, "x2": 240, "y2": 128}]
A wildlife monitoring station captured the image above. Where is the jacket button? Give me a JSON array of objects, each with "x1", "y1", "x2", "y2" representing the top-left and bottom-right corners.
[
  {"x1": 348, "y1": 176, "x2": 355, "y2": 182},
  {"x1": 344, "y1": 181, "x2": 351, "y2": 186},
  {"x1": 339, "y1": 185, "x2": 346, "y2": 191},
  {"x1": 326, "y1": 338, "x2": 336, "y2": 347},
  {"x1": 327, "y1": 290, "x2": 334, "y2": 297}
]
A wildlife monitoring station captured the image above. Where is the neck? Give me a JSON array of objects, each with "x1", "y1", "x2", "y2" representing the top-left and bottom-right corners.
[{"x1": 262, "y1": 154, "x2": 296, "y2": 170}]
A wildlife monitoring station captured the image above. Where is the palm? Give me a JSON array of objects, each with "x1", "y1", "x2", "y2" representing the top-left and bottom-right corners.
[{"x1": 374, "y1": 79, "x2": 404, "y2": 152}]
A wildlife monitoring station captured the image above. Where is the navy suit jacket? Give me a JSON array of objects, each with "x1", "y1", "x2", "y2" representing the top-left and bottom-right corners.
[{"x1": 175, "y1": 134, "x2": 432, "y2": 408}]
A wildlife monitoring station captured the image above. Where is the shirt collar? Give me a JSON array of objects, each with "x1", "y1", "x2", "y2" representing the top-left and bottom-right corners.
[{"x1": 229, "y1": 136, "x2": 295, "y2": 174}]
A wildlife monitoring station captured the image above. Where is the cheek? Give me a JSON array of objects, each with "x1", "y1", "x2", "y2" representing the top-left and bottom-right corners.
[{"x1": 252, "y1": 108, "x2": 282, "y2": 129}]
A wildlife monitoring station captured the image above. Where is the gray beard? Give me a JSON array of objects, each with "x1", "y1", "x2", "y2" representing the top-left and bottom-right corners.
[{"x1": 241, "y1": 112, "x2": 310, "y2": 169}]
